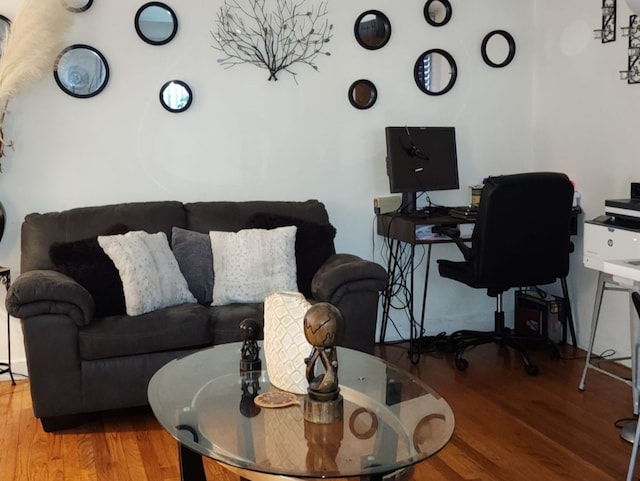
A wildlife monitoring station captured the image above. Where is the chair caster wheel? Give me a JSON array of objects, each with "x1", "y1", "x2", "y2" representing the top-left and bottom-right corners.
[
  {"x1": 455, "y1": 357, "x2": 469, "y2": 371},
  {"x1": 525, "y1": 364, "x2": 539, "y2": 376}
]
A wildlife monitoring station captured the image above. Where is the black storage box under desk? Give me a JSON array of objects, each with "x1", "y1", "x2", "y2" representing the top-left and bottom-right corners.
[{"x1": 514, "y1": 290, "x2": 566, "y2": 344}]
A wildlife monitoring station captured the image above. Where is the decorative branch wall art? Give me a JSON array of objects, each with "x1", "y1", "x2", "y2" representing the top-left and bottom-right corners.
[{"x1": 211, "y1": 0, "x2": 332, "y2": 82}]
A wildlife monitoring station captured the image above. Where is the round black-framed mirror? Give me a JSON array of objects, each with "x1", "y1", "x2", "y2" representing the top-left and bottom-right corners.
[
  {"x1": 159, "y1": 80, "x2": 192, "y2": 113},
  {"x1": 481, "y1": 30, "x2": 516, "y2": 68},
  {"x1": 354, "y1": 10, "x2": 391, "y2": 50},
  {"x1": 64, "y1": 0, "x2": 93, "y2": 13},
  {"x1": 0, "y1": 15, "x2": 10, "y2": 56},
  {"x1": 348, "y1": 79, "x2": 378, "y2": 110},
  {"x1": 54, "y1": 44, "x2": 109, "y2": 98},
  {"x1": 414, "y1": 48, "x2": 457, "y2": 96},
  {"x1": 424, "y1": 0, "x2": 452, "y2": 27},
  {"x1": 135, "y1": 2, "x2": 178, "y2": 46}
]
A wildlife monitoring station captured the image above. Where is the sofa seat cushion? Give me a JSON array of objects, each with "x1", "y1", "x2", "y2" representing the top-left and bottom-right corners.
[
  {"x1": 209, "y1": 303, "x2": 264, "y2": 345},
  {"x1": 79, "y1": 304, "x2": 213, "y2": 361}
]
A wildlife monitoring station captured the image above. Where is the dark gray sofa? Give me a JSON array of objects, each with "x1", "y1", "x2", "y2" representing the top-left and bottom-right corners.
[{"x1": 6, "y1": 200, "x2": 387, "y2": 431}]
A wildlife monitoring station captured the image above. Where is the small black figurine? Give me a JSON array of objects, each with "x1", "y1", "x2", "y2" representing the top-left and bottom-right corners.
[{"x1": 239, "y1": 318, "x2": 261, "y2": 373}]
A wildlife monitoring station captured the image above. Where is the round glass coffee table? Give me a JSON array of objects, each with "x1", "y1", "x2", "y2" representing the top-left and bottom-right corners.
[{"x1": 148, "y1": 342, "x2": 454, "y2": 481}]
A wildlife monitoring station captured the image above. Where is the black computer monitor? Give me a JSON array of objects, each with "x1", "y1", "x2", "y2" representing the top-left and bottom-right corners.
[{"x1": 385, "y1": 126, "x2": 459, "y2": 214}]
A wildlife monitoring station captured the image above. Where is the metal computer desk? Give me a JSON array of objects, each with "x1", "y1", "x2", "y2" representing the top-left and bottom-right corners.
[{"x1": 377, "y1": 210, "x2": 579, "y2": 363}]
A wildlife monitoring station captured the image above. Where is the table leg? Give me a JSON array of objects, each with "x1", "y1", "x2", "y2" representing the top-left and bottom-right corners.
[
  {"x1": 418, "y1": 244, "x2": 432, "y2": 340},
  {"x1": 0, "y1": 270, "x2": 13, "y2": 385},
  {"x1": 560, "y1": 277, "x2": 577, "y2": 348},
  {"x1": 380, "y1": 240, "x2": 400, "y2": 344},
  {"x1": 179, "y1": 443, "x2": 206, "y2": 481},
  {"x1": 630, "y1": 292, "x2": 640, "y2": 416},
  {"x1": 578, "y1": 271, "x2": 607, "y2": 391},
  {"x1": 408, "y1": 245, "x2": 419, "y2": 364}
]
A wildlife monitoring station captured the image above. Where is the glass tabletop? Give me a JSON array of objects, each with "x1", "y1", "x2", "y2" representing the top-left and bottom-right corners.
[{"x1": 148, "y1": 342, "x2": 454, "y2": 479}]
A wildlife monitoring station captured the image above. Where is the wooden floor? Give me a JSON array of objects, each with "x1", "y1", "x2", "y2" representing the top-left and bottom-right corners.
[{"x1": 0, "y1": 343, "x2": 635, "y2": 481}]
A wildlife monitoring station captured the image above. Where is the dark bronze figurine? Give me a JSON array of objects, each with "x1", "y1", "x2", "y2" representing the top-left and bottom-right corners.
[{"x1": 303, "y1": 303, "x2": 342, "y2": 402}]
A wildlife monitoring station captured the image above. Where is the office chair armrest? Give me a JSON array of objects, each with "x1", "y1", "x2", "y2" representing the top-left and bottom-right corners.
[{"x1": 432, "y1": 225, "x2": 473, "y2": 261}]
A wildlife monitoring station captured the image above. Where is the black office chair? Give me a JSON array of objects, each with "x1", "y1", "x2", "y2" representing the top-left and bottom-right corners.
[{"x1": 434, "y1": 172, "x2": 574, "y2": 376}]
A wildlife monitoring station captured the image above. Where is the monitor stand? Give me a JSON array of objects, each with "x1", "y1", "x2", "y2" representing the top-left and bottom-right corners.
[{"x1": 399, "y1": 192, "x2": 418, "y2": 215}]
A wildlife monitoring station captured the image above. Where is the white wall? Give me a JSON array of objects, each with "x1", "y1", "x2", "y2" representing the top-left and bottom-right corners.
[
  {"x1": 533, "y1": 0, "x2": 640, "y2": 361},
  {"x1": 0, "y1": 0, "x2": 535, "y2": 372}
]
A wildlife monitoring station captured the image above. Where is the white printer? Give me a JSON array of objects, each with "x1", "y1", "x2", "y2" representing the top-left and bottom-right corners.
[{"x1": 583, "y1": 198, "x2": 640, "y2": 273}]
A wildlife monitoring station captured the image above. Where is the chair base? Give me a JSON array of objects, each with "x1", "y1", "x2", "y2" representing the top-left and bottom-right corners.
[
  {"x1": 448, "y1": 294, "x2": 560, "y2": 377},
  {"x1": 451, "y1": 328, "x2": 556, "y2": 376}
]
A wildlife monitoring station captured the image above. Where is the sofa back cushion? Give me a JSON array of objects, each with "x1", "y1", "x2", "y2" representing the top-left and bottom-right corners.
[
  {"x1": 21, "y1": 201, "x2": 187, "y2": 272},
  {"x1": 184, "y1": 200, "x2": 336, "y2": 297},
  {"x1": 21, "y1": 199, "x2": 335, "y2": 300}
]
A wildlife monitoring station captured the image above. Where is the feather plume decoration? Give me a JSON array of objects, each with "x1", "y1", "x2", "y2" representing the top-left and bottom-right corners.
[
  {"x1": 0, "y1": 0, "x2": 73, "y2": 106},
  {"x1": 0, "y1": 0, "x2": 73, "y2": 159}
]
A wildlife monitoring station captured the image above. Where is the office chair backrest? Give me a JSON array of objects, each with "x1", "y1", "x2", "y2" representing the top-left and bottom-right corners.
[{"x1": 471, "y1": 172, "x2": 574, "y2": 291}]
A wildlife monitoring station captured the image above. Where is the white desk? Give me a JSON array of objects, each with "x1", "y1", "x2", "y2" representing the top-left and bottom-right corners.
[{"x1": 579, "y1": 259, "x2": 640, "y2": 416}]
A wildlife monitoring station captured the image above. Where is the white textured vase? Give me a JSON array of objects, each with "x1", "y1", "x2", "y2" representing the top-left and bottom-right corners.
[{"x1": 263, "y1": 291, "x2": 313, "y2": 394}]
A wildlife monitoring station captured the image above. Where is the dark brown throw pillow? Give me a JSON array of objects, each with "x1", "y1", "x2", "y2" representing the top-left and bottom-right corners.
[
  {"x1": 49, "y1": 224, "x2": 129, "y2": 317},
  {"x1": 246, "y1": 213, "x2": 336, "y2": 298}
]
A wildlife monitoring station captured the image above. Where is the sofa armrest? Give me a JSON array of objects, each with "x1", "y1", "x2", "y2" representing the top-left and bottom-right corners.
[
  {"x1": 311, "y1": 254, "x2": 387, "y2": 354},
  {"x1": 311, "y1": 254, "x2": 387, "y2": 303},
  {"x1": 6, "y1": 270, "x2": 94, "y2": 326}
]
